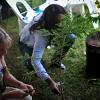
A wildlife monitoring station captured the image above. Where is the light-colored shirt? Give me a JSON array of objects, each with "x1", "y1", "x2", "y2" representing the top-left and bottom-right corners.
[{"x1": 19, "y1": 13, "x2": 43, "y2": 47}]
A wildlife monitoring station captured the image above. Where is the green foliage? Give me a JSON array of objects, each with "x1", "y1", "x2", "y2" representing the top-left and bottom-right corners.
[
  {"x1": 1, "y1": 2, "x2": 100, "y2": 99},
  {"x1": 44, "y1": 13, "x2": 99, "y2": 51},
  {"x1": 26, "y1": 0, "x2": 45, "y2": 8}
]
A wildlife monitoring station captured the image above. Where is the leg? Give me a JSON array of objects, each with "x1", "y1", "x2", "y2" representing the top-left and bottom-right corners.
[
  {"x1": 4, "y1": 87, "x2": 32, "y2": 100},
  {"x1": 6, "y1": 95, "x2": 32, "y2": 100},
  {"x1": 51, "y1": 33, "x2": 76, "y2": 68},
  {"x1": 19, "y1": 41, "x2": 33, "y2": 56},
  {"x1": 19, "y1": 41, "x2": 34, "y2": 70}
]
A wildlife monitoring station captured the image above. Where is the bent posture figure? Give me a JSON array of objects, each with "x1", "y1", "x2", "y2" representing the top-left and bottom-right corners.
[{"x1": 19, "y1": 4, "x2": 76, "y2": 94}]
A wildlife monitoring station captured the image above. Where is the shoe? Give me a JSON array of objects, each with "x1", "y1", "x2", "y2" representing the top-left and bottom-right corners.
[{"x1": 60, "y1": 63, "x2": 66, "y2": 70}]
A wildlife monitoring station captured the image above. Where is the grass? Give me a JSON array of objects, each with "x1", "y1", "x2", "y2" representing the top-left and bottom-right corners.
[
  {"x1": 0, "y1": 1, "x2": 100, "y2": 100},
  {"x1": 1, "y1": 16, "x2": 100, "y2": 100}
]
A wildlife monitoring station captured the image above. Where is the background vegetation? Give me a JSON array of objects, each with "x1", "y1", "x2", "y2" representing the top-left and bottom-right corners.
[{"x1": 0, "y1": 0, "x2": 100, "y2": 100}]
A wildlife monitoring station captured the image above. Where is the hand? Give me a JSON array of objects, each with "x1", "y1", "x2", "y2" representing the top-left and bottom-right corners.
[
  {"x1": 50, "y1": 81, "x2": 60, "y2": 94},
  {"x1": 46, "y1": 78, "x2": 60, "y2": 95},
  {"x1": 19, "y1": 82, "x2": 35, "y2": 96},
  {"x1": 25, "y1": 84, "x2": 35, "y2": 96}
]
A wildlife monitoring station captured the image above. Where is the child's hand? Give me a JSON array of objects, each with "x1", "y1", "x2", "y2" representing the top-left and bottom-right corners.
[
  {"x1": 24, "y1": 88, "x2": 35, "y2": 96},
  {"x1": 19, "y1": 82, "x2": 35, "y2": 96},
  {"x1": 25, "y1": 84, "x2": 35, "y2": 96}
]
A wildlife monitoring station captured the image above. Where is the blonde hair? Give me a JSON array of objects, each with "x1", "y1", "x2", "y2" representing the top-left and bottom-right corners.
[{"x1": 0, "y1": 27, "x2": 12, "y2": 48}]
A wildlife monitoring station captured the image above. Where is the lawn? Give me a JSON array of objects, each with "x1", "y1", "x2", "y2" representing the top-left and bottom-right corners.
[{"x1": 0, "y1": 1, "x2": 100, "y2": 100}]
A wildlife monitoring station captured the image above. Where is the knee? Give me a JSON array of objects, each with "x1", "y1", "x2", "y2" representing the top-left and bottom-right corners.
[
  {"x1": 65, "y1": 33, "x2": 77, "y2": 45},
  {"x1": 69, "y1": 33, "x2": 77, "y2": 40}
]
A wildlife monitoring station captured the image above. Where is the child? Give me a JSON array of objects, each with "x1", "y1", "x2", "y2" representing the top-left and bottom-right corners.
[
  {"x1": 0, "y1": 27, "x2": 35, "y2": 100},
  {"x1": 19, "y1": 4, "x2": 76, "y2": 94}
]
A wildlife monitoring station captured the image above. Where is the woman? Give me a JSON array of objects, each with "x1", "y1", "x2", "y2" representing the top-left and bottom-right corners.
[
  {"x1": 0, "y1": 27, "x2": 34, "y2": 100},
  {"x1": 19, "y1": 4, "x2": 76, "y2": 94}
]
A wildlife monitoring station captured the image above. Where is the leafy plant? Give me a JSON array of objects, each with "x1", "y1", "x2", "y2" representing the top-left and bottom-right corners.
[{"x1": 44, "y1": 13, "x2": 99, "y2": 53}]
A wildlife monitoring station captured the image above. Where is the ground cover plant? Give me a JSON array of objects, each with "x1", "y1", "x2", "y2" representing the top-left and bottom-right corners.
[{"x1": 0, "y1": 0, "x2": 100, "y2": 100}]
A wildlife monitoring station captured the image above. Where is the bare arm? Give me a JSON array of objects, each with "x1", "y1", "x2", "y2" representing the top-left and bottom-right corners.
[
  {"x1": 1, "y1": 56, "x2": 24, "y2": 88},
  {"x1": 1, "y1": 56, "x2": 34, "y2": 94},
  {"x1": 3, "y1": 68, "x2": 24, "y2": 88}
]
